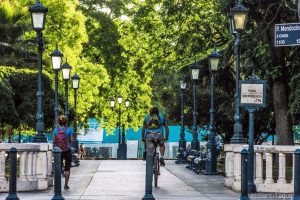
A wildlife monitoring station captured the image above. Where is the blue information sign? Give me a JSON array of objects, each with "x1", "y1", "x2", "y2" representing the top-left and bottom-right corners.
[{"x1": 275, "y1": 23, "x2": 300, "y2": 47}]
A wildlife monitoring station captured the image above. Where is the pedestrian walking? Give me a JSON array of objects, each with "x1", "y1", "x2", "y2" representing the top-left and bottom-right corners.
[
  {"x1": 53, "y1": 115, "x2": 74, "y2": 190},
  {"x1": 79, "y1": 143, "x2": 86, "y2": 160}
]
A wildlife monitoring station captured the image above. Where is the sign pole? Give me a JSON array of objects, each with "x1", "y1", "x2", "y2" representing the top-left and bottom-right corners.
[{"x1": 240, "y1": 73, "x2": 267, "y2": 195}]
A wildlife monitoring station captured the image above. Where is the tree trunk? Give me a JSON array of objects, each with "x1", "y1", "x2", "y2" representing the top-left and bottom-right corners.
[
  {"x1": 267, "y1": 21, "x2": 294, "y2": 145},
  {"x1": 272, "y1": 81, "x2": 293, "y2": 145}
]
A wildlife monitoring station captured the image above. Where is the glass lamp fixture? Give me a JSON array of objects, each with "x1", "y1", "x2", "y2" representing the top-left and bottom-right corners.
[
  {"x1": 180, "y1": 81, "x2": 187, "y2": 90},
  {"x1": 110, "y1": 98, "x2": 115, "y2": 108},
  {"x1": 29, "y1": 0, "x2": 48, "y2": 31},
  {"x1": 125, "y1": 99, "x2": 130, "y2": 108},
  {"x1": 50, "y1": 46, "x2": 63, "y2": 71},
  {"x1": 190, "y1": 63, "x2": 201, "y2": 80},
  {"x1": 61, "y1": 59, "x2": 72, "y2": 80},
  {"x1": 117, "y1": 95, "x2": 123, "y2": 104},
  {"x1": 71, "y1": 73, "x2": 80, "y2": 89},
  {"x1": 208, "y1": 49, "x2": 221, "y2": 72},
  {"x1": 230, "y1": 2, "x2": 249, "y2": 32}
]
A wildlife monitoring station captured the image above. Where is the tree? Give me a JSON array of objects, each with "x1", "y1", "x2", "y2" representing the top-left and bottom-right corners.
[{"x1": 0, "y1": 0, "x2": 36, "y2": 67}]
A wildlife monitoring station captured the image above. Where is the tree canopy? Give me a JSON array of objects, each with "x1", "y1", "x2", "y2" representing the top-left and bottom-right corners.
[{"x1": 1, "y1": 0, "x2": 300, "y2": 144}]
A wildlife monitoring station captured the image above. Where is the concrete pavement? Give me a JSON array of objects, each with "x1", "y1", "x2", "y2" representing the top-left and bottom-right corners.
[{"x1": 0, "y1": 160, "x2": 293, "y2": 200}]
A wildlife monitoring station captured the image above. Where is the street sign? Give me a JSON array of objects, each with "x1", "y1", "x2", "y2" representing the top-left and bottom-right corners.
[
  {"x1": 240, "y1": 80, "x2": 266, "y2": 108},
  {"x1": 275, "y1": 23, "x2": 300, "y2": 47},
  {"x1": 298, "y1": 0, "x2": 300, "y2": 20}
]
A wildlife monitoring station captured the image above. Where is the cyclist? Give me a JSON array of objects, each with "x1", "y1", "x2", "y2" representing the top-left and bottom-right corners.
[{"x1": 142, "y1": 107, "x2": 169, "y2": 166}]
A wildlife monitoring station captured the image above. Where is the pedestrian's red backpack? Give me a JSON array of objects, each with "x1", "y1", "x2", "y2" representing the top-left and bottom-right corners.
[{"x1": 55, "y1": 127, "x2": 68, "y2": 152}]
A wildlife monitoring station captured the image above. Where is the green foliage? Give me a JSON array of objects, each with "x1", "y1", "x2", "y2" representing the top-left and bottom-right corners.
[
  {"x1": 0, "y1": 0, "x2": 298, "y2": 145},
  {"x1": 0, "y1": 77, "x2": 19, "y2": 127},
  {"x1": 0, "y1": 66, "x2": 55, "y2": 132}
]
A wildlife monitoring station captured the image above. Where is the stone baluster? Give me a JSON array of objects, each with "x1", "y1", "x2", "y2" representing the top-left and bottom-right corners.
[
  {"x1": 47, "y1": 151, "x2": 52, "y2": 177},
  {"x1": 0, "y1": 151, "x2": 6, "y2": 181},
  {"x1": 224, "y1": 151, "x2": 234, "y2": 187},
  {"x1": 19, "y1": 151, "x2": 28, "y2": 181},
  {"x1": 277, "y1": 153, "x2": 286, "y2": 184},
  {"x1": 265, "y1": 152, "x2": 274, "y2": 184},
  {"x1": 36, "y1": 152, "x2": 47, "y2": 178},
  {"x1": 232, "y1": 152, "x2": 242, "y2": 190},
  {"x1": 292, "y1": 153, "x2": 295, "y2": 184},
  {"x1": 42, "y1": 152, "x2": 48, "y2": 179},
  {"x1": 32, "y1": 151, "x2": 37, "y2": 181},
  {"x1": 255, "y1": 152, "x2": 263, "y2": 184},
  {"x1": 226, "y1": 152, "x2": 234, "y2": 175},
  {"x1": 27, "y1": 152, "x2": 34, "y2": 181}
]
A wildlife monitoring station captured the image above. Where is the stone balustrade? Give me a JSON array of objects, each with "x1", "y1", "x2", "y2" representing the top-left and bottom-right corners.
[
  {"x1": 0, "y1": 143, "x2": 53, "y2": 192},
  {"x1": 224, "y1": 144, "x2": 296, "y2": 193}
]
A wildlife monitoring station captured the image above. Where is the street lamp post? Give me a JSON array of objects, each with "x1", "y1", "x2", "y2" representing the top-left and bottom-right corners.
[
  {"x1": 122, "y1": 99, "x2": 130, "y2": 145},
  {"x1": 229, "y1": 1, "x2": 249, "y2": 144},
  {"x1": 50, "y1": 46, "x2": 63, "y2": 127},
  {"x1": 117, "y1": 95, "x2": 123, "y2": 145},
  {"x1": 205, "y1": 49, "x2": 221, "y2": 175},
  {"x1": 190, "y1": 63, "x2": 201, "y2": 151},
  {"x1": 176, "y1": 81, "x2": 187, "y2": 164},
  {"x1": 61, "y1": 60, "x2": 72, "y2": 120},
  {"x1": 111, "y1": 96, "x2": 130, "y2": 160},
  {"x1": 29, "y1": 0, "x2": 48, "y2": 143},
  {"x1": 72, "y1": 73, "x2": 80, "y2": 153}
]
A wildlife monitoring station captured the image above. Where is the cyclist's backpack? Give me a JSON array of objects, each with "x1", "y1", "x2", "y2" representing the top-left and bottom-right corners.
[
  {"x1": 146, "y1": 114, "x2": 162, "y2": 130},
  {"x1": 55, "y1": 127, "x2": 68, "y2": 152}
]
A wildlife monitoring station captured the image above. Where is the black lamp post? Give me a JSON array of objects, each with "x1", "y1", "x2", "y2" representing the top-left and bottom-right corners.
[
  {"x1": 176, "y1": 81, "x2": 187, "y2": 164},
  {"x1": 72, "y1": 73, "x2": 80, "y2": 153},
  {"x1": 29, "y1": 0, "x2": 48, "y2": 143},
  {"x1": 229, "y1": 1, "x2": 249, "y2": 144},
  {"x1": 190, "y1": 63, "x2": 201, "y2": 151},
  {"x1": 120, "y1": 99, "x2": 130, "y2": 144},
  {"x1": 117, "y1": 95, "x2": 123, "y2": 145},
  {"x1": 122, "y1": 99, "x2": 130, "y2": 143},
  {"x1": 61, "y1": 60, "x2": 72, "y2": 120},
  {"x1": 111, "y1": 96, "x2": 129, "y2": 160},
  {"x1": 205, "y1": 49, "x2": 221, "y2": 175},
  {"x1": 50, "y1": 46, "x2": 63, "y2": 127}
]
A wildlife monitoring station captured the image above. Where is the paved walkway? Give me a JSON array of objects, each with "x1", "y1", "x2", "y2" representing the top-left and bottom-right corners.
[{"x1": 0, "y1": 160, "x2": 293, "y2": 200}]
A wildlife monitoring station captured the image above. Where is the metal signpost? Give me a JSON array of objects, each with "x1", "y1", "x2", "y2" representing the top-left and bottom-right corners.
[
  {"x1": 275, "y1": 23, "x2": 300, "y2": 47},
  {"x1": 240, "y1": 75, "x2": 267, "y2": 194}
]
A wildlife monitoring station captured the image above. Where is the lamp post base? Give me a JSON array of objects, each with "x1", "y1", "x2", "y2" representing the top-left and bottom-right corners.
[
  {"x1": 191, "y1": 140, "x2": 199, "y2": 151},
  {"x1": 117, "y1": 143, "x2": 127, "y2": 160},
  {"x1": 6, "y1": 194, "x2": 19, "y2": 200},
  {"x1": 239, "y1": 195, "x2": 250, "y2": 200},
  {"x1": 179, "y1": 140, "x2": 186, "y2": 149},
  {"x1": 51, "y1": 194, "x2": 65, "y2": 200},
  {"x1": 248, "y1": 182, "x2": 256, "y2": 194},
  {"x1": 230, "y1": 133, "x2": 245, "y2": 144},
  {"x1": 32, "y1": 134, "x2": 47, "y2": 143},
  {"x1": 142, "y1": 194, "x2": 155, "y2": 200}
]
